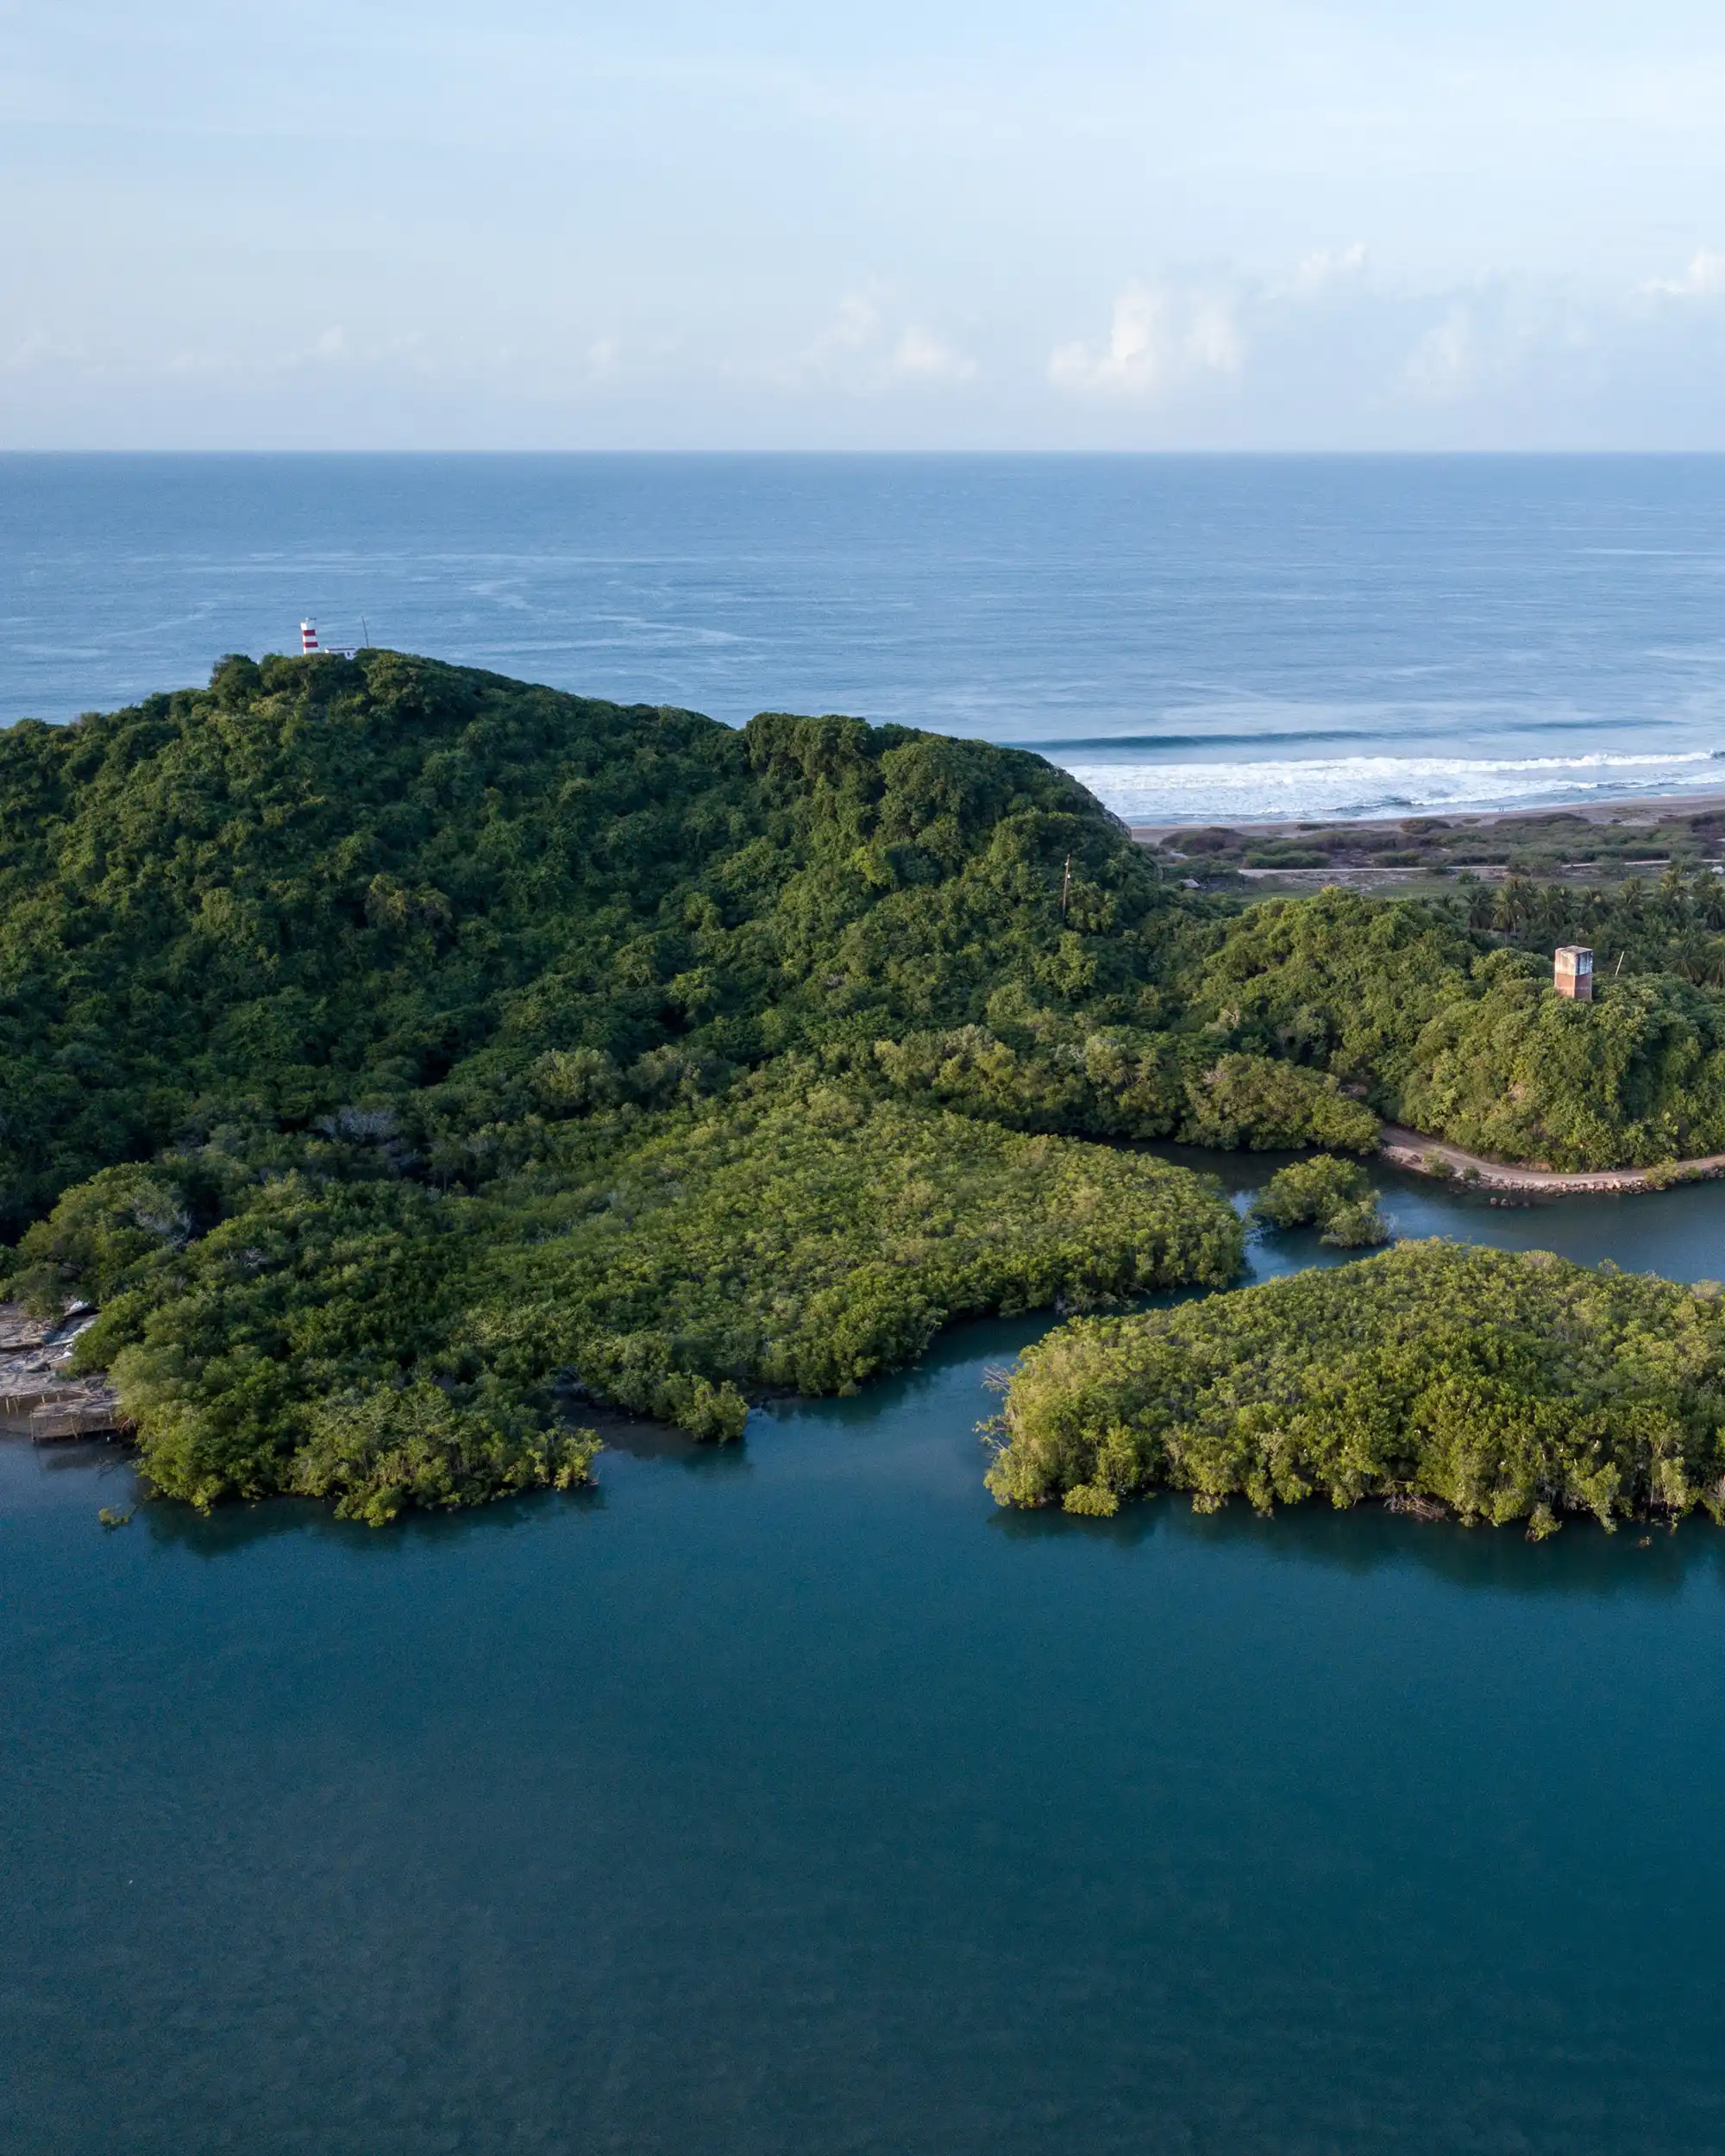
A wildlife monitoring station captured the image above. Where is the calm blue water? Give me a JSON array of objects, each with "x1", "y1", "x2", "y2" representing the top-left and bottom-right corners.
[
  {"x1": 10, "y1": 460, "x2": 1725, "y2": 2151},
  {"x1": 9, "y1": 453, "x2": 1725, "y2": 822},
  {"x1": 7, "y1": 1159, "x2": 1725, "y2": 2156}
]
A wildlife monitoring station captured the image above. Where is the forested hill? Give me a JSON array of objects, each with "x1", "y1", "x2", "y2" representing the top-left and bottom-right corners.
[
  {"x1": 0, "y1": 647, "x2": 1180, "y2": 1231},
  {"x1": 8, "y1": 649, "x2": 1725, "y2": 1522},
  {"x1": 0, "y1": 649, "x2": 1259, "y2": 1519}
]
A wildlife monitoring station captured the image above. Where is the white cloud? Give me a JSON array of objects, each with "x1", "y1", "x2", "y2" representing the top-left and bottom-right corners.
[
  {"x1": 262, "y1": 326, "x2": 354, "y2": 373},
  {"x1": 1287, "y1": 243, "x2": 1368, "y2": 298},
  {"x1": 888, "y1": 327, "x2": 977, "y2": 383},
  {"x1": 1402, "y1": 305, "x2": 1476, "y2": 399},
  {"x1": 5, "y1": 329, "x2": 88, "y2": 374},
  {"x1": 1048, "y1": 281, "x2": 1243, "y2": 398},
  {"x1": 1393, "y1": 287, "x2": 1596, "y2": 413},
  {"x1": 22, "y1": 238, "x2": 1725, "y2": 449},
  {"x1": 270, "y1": 325, "x2": 451, "y2": 378},
  {"x1": 1041, "y1": 256, "x2": 1636, "y2": 440},
  {"x1": 804, "y1": 291, "x2": 882, "y2": 367},
  {"x1": 784, "y1": 290, "x2": 978, "y2": 392},
  {"x1": 1644, "y1": 249, "x2": 1725, "y2": 297}
]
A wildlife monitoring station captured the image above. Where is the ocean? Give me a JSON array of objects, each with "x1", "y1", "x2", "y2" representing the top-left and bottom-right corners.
[{"x1": 8, "y1": 451, "x2": 1725, "y2": 823}]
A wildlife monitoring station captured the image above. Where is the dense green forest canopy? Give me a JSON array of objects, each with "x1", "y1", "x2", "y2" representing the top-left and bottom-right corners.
[
  {"x1": 1247, "y1": 1154, "x2": 1388, "y2": 1248},
  {"x1": 0, "y1": 646, "x2": 1224, "y2": 1223},
  {"x1": 988, "y1": 1241, "x2": 1725, "y2": 1535},
  {"x1": 32, "y1": 1070, "x2": 1241, "y2": 1522},
  {"x1": 0, "y1": 650, "x2": 1256, "y2": 1514},
  {"x1": 6, "y1": 649, "x2": 1725, "y2": 1517}
]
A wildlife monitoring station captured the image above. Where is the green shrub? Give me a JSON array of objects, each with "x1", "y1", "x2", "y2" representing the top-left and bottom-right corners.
[
  {"x1": 1177, "y1": 1055, "x2": 1379, "y2": 1152},
  {"x1": 1317, "y1": 1197, "x2": 1390, "y2": 1249},
  {"x1": 1249, "y1": 1156, "x2": 1389, "y2": 1245},
  {"x1": 1398, "y1": 962, "x2": 1725, "y2": 1169},
  {"x1": 988, "y1": 1241, "x2": 1725, "y2": 1533},
  {"x1": 292, "y1": 1384, "x2": 602, "y2": 1526},
  {"x1": 1190, "y1": 890, "x2": 1475, "y2": 1093},
  {"x1": 55, "y1": 1068, "x2": 1242, "y2": 1516},
  {"x1": 474, "y1": 1073, "x2": 1245, "y2": 1413}
]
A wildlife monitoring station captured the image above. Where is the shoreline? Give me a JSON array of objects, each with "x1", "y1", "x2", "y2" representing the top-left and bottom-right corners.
[
  {"x1": 1127, "y1": 787, "x2": 1725, "y2": 846},
  {"x1": 1377, "y1": 1125, "x2": 1725, "y2": 1196}
]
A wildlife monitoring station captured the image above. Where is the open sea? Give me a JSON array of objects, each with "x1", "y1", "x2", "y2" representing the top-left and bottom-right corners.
[
  {"x1": 9, "y1": 457, "x2": 1725, "y2": 2153},
  {"x1": 8, "y1": 452, "x2": 1725, "y2": 823}
]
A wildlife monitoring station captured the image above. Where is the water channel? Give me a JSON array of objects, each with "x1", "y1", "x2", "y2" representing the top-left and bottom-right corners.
[{"x1": 5, "y1": 1155, "x2": 1724, "y2": 2154}]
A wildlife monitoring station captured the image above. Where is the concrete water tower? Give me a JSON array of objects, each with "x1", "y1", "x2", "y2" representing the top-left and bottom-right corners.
[{"x1": 1554, "y1": 946, "x2": 1594, "y2": 1001}]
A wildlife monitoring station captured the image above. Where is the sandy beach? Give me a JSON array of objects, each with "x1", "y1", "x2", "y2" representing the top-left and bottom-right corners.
[{"x1": 1127, "y1": 788, "x2": 1725, "y2": 846}]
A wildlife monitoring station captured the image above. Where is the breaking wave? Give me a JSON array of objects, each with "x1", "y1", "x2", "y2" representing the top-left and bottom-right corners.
[{"x1": 1054, "y1": 749, "x2": 1725, "y2": 825}]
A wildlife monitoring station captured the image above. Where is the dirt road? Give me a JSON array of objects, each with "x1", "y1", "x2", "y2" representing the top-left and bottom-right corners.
[{"x1": 1377, "y1": 1125, "x2": 1725, "y2": 1196}]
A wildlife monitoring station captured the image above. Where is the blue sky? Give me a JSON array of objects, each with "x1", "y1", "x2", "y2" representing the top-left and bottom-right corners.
[{"x1": 7, "y1": 0, "x2": 1725, "y2": 448}]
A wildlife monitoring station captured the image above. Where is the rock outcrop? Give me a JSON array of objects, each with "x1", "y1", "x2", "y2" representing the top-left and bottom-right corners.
[{"x1": 0, "y1": 1305, "x2": 124, "y2": 1442}]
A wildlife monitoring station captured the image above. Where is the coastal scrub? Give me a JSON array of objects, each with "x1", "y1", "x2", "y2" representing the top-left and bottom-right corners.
[
  {"x1": 36, "y1": 1066, "x2": 1242, "y2": 1518},
  {"x1": 1249, "y1": 1156, "x2": 1389, "y2": 1246},
  {"x1": 988, "y1": 1241, "x2": 1725, "y2": 1532}
]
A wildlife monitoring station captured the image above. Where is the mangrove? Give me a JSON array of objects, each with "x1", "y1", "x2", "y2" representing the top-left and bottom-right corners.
[{"x1": 988, "y1": 1241, "x2": 1725, "y2": 1535}]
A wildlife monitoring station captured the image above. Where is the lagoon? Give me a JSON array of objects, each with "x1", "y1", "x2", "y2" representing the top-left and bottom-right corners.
[{"x1": 7, "y1": 1157, "x2": 1725, "y2": 2154}]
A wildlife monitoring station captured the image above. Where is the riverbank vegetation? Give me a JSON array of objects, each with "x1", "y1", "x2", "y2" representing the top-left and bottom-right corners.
[
  {"x1": 9, "y1": 1063, "x2": 1242, "y2": 1520},
  {"x1": 7, "y1": 649, "x2": 1725, "y2": 1514},
  {"x1": 988, "y1": 1242, "x2": 1725, "y2": 1533},
  {"x1": 1248, "y1": 1156, "x2": 1388, "y2": 1246}
]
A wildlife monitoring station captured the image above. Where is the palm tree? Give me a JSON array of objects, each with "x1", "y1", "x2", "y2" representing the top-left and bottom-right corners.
[{"x1": 1492, "y1": 875, "x2": 1539, "y2": 937}]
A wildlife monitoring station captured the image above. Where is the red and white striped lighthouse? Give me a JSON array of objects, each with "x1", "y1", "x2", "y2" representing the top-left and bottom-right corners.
[{"x1": 300, "y1": 619, "x2": 319, "y2": 655}]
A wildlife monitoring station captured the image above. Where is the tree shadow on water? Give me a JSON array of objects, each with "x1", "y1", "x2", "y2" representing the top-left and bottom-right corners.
[
  {"x1": 135, "y1": 1478, "x2": 608, "y2": 1563},
  {"x1": 989, "y1": 1486, "x2": 1722, "y2": 1601},
  {"x1": 592, "y1": 1407, "x2": 753, "y2": 1476}
]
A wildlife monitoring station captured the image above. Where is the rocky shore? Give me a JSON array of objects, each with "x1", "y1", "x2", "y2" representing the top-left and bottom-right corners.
[
  {"x1": 1377, "y1": 1125, "x2": 1725, "y2": 1197},
  {"x1": 0, "y1": 1304, "x2": 125, "y2": 1443}
]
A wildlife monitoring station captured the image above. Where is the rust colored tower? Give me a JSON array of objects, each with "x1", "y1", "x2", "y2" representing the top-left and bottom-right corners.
[{"x1": 1554, "y1": 946, "x2": 1594, "y2": 1001}]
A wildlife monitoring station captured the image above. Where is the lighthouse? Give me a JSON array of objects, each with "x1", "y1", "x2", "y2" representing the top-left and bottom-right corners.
[{"x1": 300, "y1": 620, "x2": 319, "y2": 655}]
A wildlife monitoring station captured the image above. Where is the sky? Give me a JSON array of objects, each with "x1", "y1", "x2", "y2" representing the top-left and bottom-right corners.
[{"x1": 6, "y1": 0, "x2": 1725, "y2": 449}]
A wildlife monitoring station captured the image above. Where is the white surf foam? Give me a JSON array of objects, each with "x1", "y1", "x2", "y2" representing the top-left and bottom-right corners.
[{"x1": 1055, "y1": 749, "x2": 1723, "y2": 825}]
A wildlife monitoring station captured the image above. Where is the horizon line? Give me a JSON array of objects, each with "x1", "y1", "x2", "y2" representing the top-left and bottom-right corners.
[{"x1": 9, "y1": 444, "x2": 1725, "y2": 459}]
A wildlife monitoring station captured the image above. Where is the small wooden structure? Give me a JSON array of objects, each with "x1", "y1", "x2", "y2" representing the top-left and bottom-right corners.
[{"x1": 1554, "y1": 945, "x2": 1595, "y2": 1001}]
